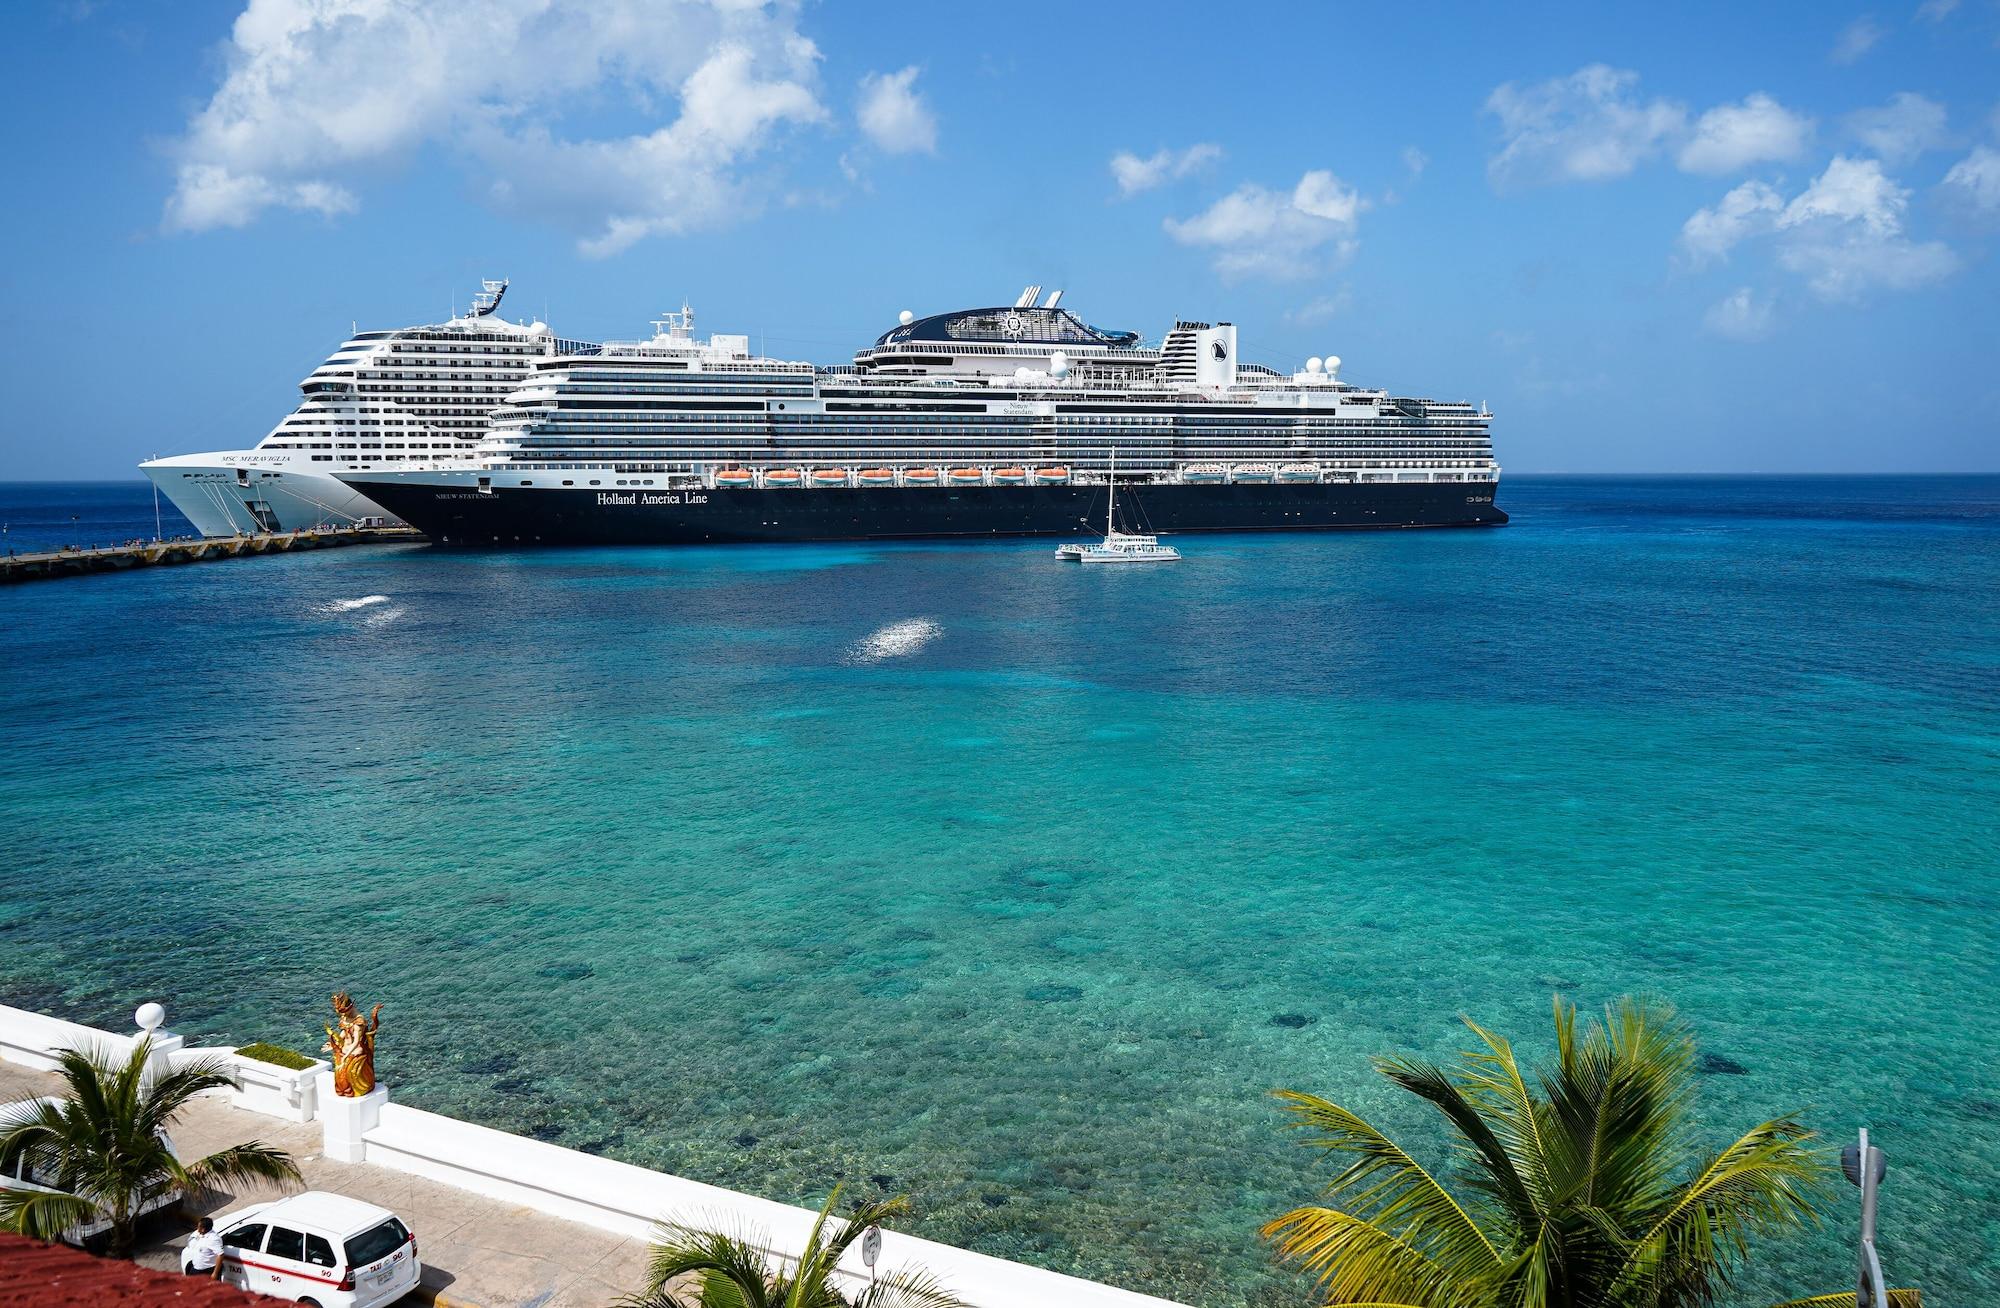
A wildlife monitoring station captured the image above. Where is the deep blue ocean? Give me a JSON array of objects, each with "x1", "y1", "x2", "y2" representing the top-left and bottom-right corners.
[{"x1": 1, "y1": 476, "x2": 1995, "y2": 1306}]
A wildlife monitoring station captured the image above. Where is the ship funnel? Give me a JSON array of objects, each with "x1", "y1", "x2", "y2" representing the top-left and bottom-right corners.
[{"x1": 1043, "y1": 289, "x2": 1063, "y2": 309}]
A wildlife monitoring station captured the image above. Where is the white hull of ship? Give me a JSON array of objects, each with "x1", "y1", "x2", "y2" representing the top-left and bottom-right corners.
[{"x1": 142, "y1": 453, "x2": 392, "y2": 538}]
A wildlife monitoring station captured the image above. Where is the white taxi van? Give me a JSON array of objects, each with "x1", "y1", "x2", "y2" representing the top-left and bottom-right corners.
[{"x1": 189, "y1": 1191, "x2": 420, "y2": 1308}]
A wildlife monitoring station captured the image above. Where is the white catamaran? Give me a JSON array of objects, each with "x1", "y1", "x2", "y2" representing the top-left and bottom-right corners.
[{"x1": 1056, "y1": 451, "x2": 1182, "y2": 564}]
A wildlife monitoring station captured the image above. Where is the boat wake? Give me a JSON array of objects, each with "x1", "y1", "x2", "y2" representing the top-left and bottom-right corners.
[
  {"x1": 328, "y1": 595, "x2": 391, "y2": 611},
  {"x1": 848, "y1": 618, "x2": 941, "y2": 663}
]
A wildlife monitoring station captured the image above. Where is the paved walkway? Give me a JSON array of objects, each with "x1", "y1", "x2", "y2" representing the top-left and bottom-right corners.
[{"x1": 0, "y1": 1061, "x2": 649, "y2": 1308}]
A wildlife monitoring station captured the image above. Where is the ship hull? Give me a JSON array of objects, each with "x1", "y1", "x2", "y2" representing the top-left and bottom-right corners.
[
  {"x1": 342, "y1": 475, "x2": 1507, "y2": 545},
  {"x1": 144, "y1": 455, "x2": 392, "y2": 537}
]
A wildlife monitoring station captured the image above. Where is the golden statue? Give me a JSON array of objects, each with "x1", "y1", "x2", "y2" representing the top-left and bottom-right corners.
[{"x1": 323, "y1": 991, "x2": 384, "y2": 1097}]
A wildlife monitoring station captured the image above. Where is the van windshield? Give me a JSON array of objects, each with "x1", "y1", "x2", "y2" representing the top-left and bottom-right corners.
[{"x1": 343, "y1": 1217, "x2": 410, "y2": 1268}]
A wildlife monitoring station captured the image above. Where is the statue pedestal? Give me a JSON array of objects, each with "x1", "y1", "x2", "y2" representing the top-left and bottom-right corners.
[{"x1": 317, "y1": 1074, "x2": 386, "y2": 1164}]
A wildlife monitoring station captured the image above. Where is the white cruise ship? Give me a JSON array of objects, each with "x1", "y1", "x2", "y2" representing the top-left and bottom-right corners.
[
  {"x1": 341, "y1": 286, "x2": 1505, "y2": 545},
  {"x1": 142, "y1": 281, "x2": 597, "y2": 537}
]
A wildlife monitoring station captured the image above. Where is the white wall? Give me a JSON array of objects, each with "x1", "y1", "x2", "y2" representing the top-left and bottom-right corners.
[
  {"x1": 1, "y1": 1003, "x2": 1193, "y2": 1308},
  {"x1": 0, "y1": 1004, "x2": 139, "y2": 1073},
  {"x1": 364, "y1": 1103, "x2": 1186, "y2": 1308}
]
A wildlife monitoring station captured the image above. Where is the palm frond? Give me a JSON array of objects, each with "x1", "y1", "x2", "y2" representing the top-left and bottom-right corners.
[
  {"x1": 1271, "y1": 1088, "x2": 1504, "y2": 1282},
  {"x1": 136, "y1": 1056, "x2": 242, "y2": 1139},
  {"x1": 52, "y1": 1046, "x2": 116, "y2": 1137},
  {"x1": 782, "y1": 1188, "x2": 853, "y2": 1308},
  {"x1": 642, "y1": 1223, "x2": 773, "y2": 1308},
  {"x1": 0, "y1": 1099, "x2": 66, "y2": 1166},
  {"x1": 1614, "y1": 1118, "x2": 1828, "y2": 1303},
  {"x1": 181, "y1": 1140, "x2": 304, "y2": 1196},
  {"x1": 1455, "y1": 1015, "x2": 1561, "y2": 1217},
  {"x1": 1770, "y1": 1292, "x2": 1923, "y2": 1307},
  {"x1": 615, "y1": 1290, "x2": 699, "y2": 1308},
  {"x1": 1542, "y1": 997, "x2": 1695, "y2": 1218},
  {"x1": 849, "y1": 1263, "x2": 972, "y2": 1308},
  {"x1": 1260, "y1": 1203, "x2": 1464, "y2": 1308},
  {"x1": 1374, "y1": 1055, "x2": 1539, "y2": 1232},
  {"x1": 0, "y1": 1185, "x2": 101, "y2": 1243}
]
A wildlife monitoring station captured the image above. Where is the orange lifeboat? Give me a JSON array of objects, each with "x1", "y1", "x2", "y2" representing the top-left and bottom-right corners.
[
  {"x1": 763, "y1": 468, "x2": 803, "y2": 487},
  {"x1": 811, "y1": 468, "x2": 851, "y2": 486},
  {"x1": 903, "y1": 467, "x2": 941, "y2": 484},
  {"x1": 990, "y1": 467, "x2": 1028, "y2": 484},
  {"x1": 714, "y1": 468, "x2": 753, "y2": 488},
  {"x1": 1033, "y1": 466, "x2": 1071, "y2": 483},
  {"x1": 947, "y1": 467, "x2": 986, "y2": 484},
  {"x1": 857, "y1": 468, "x2": 896, "y2": 486}
]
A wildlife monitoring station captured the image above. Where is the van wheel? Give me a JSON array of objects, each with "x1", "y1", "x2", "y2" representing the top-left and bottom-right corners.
[{"x1": 299, "y1": 1300, "x2": 321, "y2": 1307}]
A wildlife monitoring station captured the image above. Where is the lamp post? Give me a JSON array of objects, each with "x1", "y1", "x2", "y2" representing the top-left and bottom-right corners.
[{"x1": 1841, "y1": 1127, "x2": 1889, "y2": 1308}]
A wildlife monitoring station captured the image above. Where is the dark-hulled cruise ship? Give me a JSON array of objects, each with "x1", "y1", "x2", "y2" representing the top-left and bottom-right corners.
[{"x1": 339, "y1": 286, "x2": 1505, "y2": 545}]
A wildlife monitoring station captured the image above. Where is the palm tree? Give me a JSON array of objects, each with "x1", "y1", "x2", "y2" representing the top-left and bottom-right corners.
[
  {"x1": 0, "y1": 1039, "x2": 301, "y2": 1254},
  {"x1": 622, "y1": 1185, "x2": 968, "y2": 1308},
  {"x1": 1262, "y1": 997, "x2": 1867, "y2": 1308}
]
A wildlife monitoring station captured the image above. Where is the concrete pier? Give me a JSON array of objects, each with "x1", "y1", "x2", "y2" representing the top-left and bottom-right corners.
[{"x1": 1, "y1": 525, "x2": 423, "y2": 584}]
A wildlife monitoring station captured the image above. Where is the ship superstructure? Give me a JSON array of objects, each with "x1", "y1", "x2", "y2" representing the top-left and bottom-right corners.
[
  {"x1": 336, "y1": 286, "x2": 1507, "y2": 544},
  {"x1": 142, "y1": 281, "x2": 596, "y2": 536}
]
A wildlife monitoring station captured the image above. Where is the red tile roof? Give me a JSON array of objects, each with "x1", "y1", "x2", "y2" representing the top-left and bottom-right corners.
[{"x1": 0, "y1": 1232, "x2": 266, "y2": 1307}]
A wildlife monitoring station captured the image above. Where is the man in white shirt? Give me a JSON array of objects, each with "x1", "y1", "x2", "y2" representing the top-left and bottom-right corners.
[{"x1": 184, "y1": 1216, "x2": 225, "y2": 1280}]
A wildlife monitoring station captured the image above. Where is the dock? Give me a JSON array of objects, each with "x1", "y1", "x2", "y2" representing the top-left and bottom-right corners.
[{"x1": 1, "y1": 525, "x2": 424, "y2": 585}]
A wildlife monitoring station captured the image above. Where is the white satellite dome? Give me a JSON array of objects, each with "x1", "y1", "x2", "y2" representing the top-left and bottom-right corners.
[
  {"x1": 1305, "y1": 356, "x2": 1323, "y2": 374},
  {"x1": 898, "y1": 309, "x2": 914, "y2": 325},
  {"x1": 1325, "y1": 354, "x2": 1341, "y2": 373},
  {"x1": 1014, "y1": 366, "x2": 1033, "y2": 379},
  {"x1": 1048, "y1": 350, "x2": 1069, "y2": 376}
]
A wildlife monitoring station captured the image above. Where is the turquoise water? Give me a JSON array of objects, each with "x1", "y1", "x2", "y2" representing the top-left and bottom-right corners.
[{"x1": 1, "y1": 476, "x2": 1996, "y2": 1306}]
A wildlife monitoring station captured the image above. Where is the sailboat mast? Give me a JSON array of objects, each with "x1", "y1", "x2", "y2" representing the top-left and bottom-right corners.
[{"x1": 1107, "y1": 447, "x2": 1116, "y2": 536}]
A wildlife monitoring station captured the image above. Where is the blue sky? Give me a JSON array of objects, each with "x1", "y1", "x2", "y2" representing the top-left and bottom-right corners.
[{"x1": 2, "y1": 0, "x2": 1996, "y2": 478}]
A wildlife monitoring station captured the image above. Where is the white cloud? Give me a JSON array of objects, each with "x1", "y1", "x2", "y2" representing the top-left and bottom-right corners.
[
  {"x1": 1832, "y1": 16, "x2": 1885, "y2": 64},
  {"x1": 1483, "y1": 64, "x2": 1686, "y2": 187},
  {"x1": 1679, "y1": 180, "x2": 1784, "y2": 266},
  {"x1": 1916, "y1": 0, "x2": 1958, "y2": 21},
  {"x1": 1781, "y1": 154, "x2": 1906, "y2": 232},
  {"x1": 1677, "y1": 94, "x2": 1814, "y2": 173},
  {"x1": 856, "y1": 66, "x2": 936, "y2": 155},
  {"x1": 1776, "y1": 156, "x2": 1958, "y2": 299},
  {"x1": 1941, "y1": 145, "x2": 2000, "y2": 210},
  {"x1": 1109, "y1": 143, "x2": 1223, "y2": 196},
  {"x1": 1284, "y1": 290, "x2": 1352, "y2": 327},
  {"x1": 1704, "y1": 287, "x2": 1777, "y2": 340},
  {"x1": 166, "y1": 163, "x2": 357, "y2": 231},
  {"x1": 1401, "y1": 146, "x2": 1429, "y2": 176},
  {"x1": 164, "y1": 0, "x2": 826, "y2": 254},
  {"x1": 1164, "y1": 170, "x2": 1367, "y2": 281},
  {"x1": 1681, "y1": 157, "x2": 1957, "y2": 302},
  {"x1": 1844, "y1": 92, "x2": 1949, "y2": 163}
]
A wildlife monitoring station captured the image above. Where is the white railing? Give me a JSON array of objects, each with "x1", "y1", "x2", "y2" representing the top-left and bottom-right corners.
[
  {"x1": 361, "y1": 1103, "x2": 1183, "y2": 1308},
  {"x1": 1, "y1": 1001, "x2": 1192, "y2": 1308}
]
